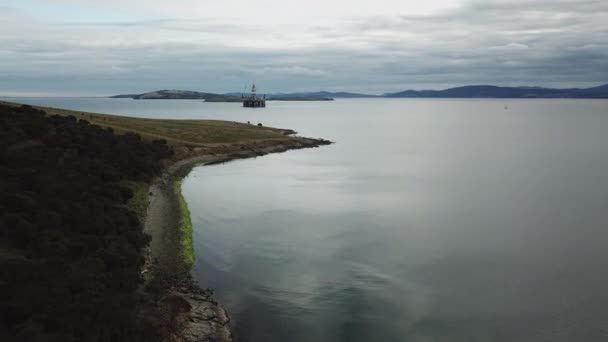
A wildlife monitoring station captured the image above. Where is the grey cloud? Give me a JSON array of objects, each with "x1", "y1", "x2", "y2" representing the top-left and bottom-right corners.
[{"x1": 0, "y1": 0, "x2": 607, "y2": 95}]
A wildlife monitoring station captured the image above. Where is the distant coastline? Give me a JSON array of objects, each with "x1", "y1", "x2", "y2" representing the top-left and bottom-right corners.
[
  {"x1": 110, "y1": 83, "x2": 608, "y2": 101},
  {"x1": 383, "y1": 83, "x2": 608, "y2": 99}
]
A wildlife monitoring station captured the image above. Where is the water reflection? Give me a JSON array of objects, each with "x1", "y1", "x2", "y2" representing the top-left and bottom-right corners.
[
  {"x1": 183, "y1": 99, "x2": 608, "y2": 341},
  {"x1": 13, "y1": 97, "x2": 607, "y2": 341}
]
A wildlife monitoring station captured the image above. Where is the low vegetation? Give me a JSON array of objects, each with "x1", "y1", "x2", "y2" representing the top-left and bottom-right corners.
[
  {"x1": 173, "y1": 179, "x2": 194, "y2": 267},
  {"x1": 126, "y1": 181, "x2": 153, "y2": 224},
  {"x1": 0, "y1": 104, "x2": 176, "y2": 341}
]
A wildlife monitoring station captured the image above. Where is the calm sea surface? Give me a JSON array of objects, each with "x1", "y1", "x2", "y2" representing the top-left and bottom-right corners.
[{"x1": 6, "y1": 97, "x2": 608, "y2": 341}]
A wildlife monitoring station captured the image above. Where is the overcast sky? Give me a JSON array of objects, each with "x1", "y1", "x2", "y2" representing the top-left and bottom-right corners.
[{"x1": 1, "y1": 0, "x2": 607, "y2": 96}]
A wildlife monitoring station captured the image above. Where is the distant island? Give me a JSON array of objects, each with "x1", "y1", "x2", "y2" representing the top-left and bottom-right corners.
[
  {"x1": 110, "y1": 89, "x2": 334, "y2": 102},
  {"x1": 111, "y1": 84, "x2": 608, "y2": 101},
  {"x1": 110, "y1": 89, "x2": 243, "y2": 102}
]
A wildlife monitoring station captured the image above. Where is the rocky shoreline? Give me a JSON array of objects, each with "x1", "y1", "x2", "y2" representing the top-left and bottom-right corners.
[{"x1": 143, "y1": 136, "x2": 332, "y2": 341}]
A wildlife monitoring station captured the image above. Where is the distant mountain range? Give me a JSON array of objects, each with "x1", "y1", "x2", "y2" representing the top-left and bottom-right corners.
[
  {"x1": 383, "y1": 84, "x2": 608, "y2": 98},
  {"x1": 242, "y1": 84, "x2": 608, "y2": 98},
  {"x1": 111, "y1": 84, "x2": 608, "y2": 101}
]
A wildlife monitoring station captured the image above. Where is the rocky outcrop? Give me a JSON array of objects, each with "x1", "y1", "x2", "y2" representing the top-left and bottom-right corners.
[{"x1": 175, "y1": 286, "x2": 231, "y2": 342}]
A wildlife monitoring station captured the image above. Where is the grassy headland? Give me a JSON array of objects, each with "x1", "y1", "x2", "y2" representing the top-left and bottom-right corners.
[
  {"x1": 0, "y1": 100, "x2": 331, "y2": 342},
  {"x1": 0, "y1": 101, "x2": 296, "y2": 148}
]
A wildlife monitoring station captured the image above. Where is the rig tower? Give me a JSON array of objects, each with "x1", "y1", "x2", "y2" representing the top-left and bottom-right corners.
[{"x1": 242, "y1": 83, "x2": 266, "y2": 108}]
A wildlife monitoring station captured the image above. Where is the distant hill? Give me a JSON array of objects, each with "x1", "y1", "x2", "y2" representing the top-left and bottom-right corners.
[
  {"x1": 581, "y1": 83, "x2": 608, "y2": 96},
  {"x1": 110, "y1": 89, "x2": 241, "y2": 102},
  {"x1": 225, "y1": 91, "x2": 376, "y2": 98},
  {"x1": 112, "y1": 90, "x2": 335, "y2": 102},
  {"x1": 112, "y1": 84, "x2": 608, "y2": 101},
  {"x1": 384, "y1": 84, "x2": 608, "y2": 98}
]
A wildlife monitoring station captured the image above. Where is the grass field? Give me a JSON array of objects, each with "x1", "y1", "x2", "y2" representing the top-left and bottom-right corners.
[
  {"x1": 173, "y1": 178, "x2": 194, "y2": 267},
  {"x1": 0, "y1": 101, "x2": 294, "y2": 147}
]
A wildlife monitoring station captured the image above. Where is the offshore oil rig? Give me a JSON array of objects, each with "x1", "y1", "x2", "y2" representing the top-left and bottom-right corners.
[{"x1": 242, "y1": 83, "x2": 266, "y2": 108}]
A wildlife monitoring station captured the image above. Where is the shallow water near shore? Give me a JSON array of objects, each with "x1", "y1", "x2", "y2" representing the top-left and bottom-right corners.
[{"x1": 9, "y1": 97, "x2": 608, "y2": 341}]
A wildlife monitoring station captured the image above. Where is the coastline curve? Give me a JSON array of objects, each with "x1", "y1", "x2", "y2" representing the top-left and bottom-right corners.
[{"x1": 143, "y1": 137, "x2": 333, "y2": 341}]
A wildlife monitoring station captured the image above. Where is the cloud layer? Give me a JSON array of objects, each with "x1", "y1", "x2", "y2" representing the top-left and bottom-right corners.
[{"x1": 1, "y1": 0, "x2": 607, "y2": 95}]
